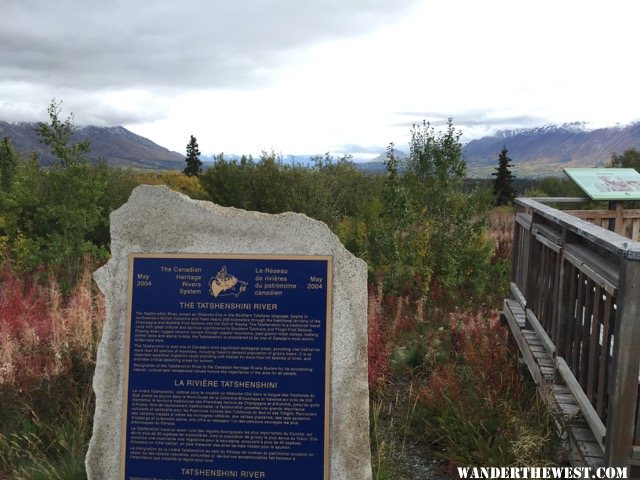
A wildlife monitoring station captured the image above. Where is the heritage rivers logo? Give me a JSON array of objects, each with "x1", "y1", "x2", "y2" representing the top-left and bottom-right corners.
[{"x1": 209, "y1": 266, "x2": 248, "y2": 298}]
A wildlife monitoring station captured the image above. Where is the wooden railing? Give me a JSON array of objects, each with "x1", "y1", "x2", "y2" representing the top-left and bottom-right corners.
[
  {"x1": 509, "y1": 197, "x2": 640, "y2": 469},
  {"x1": 565, "y1": 205, "x2": 640, "y2": 242}
]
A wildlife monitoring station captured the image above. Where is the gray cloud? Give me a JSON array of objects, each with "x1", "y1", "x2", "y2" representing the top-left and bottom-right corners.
[
  {"x1": 330, "y1": 143, "x2": 386, "y2": 155},
  {"x1": 395, "y1": 109, "x2": 548, "y2": 141},
  {"x1": 395, "y1": 110, "x2": 548, "y2": 130},
  {"x1": 1, "y1": 0, "x2": 419, "y2": 91},
  {"x1": 0, "y1": 83, "x2": 165, "y2": 125}
]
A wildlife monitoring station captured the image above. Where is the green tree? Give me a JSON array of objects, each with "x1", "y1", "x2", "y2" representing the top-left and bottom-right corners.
[
  {"x1": 0, "y1": 136, "x2": 19, "y2": 192},
  {"x1": 607, "y1": 148, "x2": 640, "y2": 171},
  {"x1": 492, "y1": 146, "x2": 516, "y2": 206},
  {"x1": 406, "y1": 119, "x2": 466, "y2": 206},
  {"x1": 183, "y1": 135, "x2": 202, "y2": 177},
  {"x1": 36, "y1": 99, "x2": 91, "y2": 166},
  {"x1": 370, "y1": 142, "x2": 420, "y2": 292},
  {"x1": 402, "y1": 119, "x2": 494, "y2": 307}
]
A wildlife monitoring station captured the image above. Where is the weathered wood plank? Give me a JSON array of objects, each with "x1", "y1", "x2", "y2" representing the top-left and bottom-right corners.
[
  {"x1": 556, "y1": 356, "x2": 606, "y2": 450},
  {"x1": 564, "y1": 243, "x2": 618, "y2": 295},
  {"x1": 564, "y1": 265, "x2": 578, "y2": 364},
  {"x1": 579, "y1": 277, "x2": 595, "y2": 391},
  {"x1": 541, "y1": 244, "x2": 556, "y2": 330},
  {"x1": 550, "y1": 238, "x2": 564, "y2": 347},
  {"x1": 587, "y1": 284, "x2": 602, "y2": 403},
  {"x1": 515, "y1": 212, "x2": 532, "y2": 230},
  {"x1": 528, "y1": 237, "x2": 543, "y2": 324},
  {"x1": 510, "y1": 282, "x2": 526, "y2": 310},
  {"x1": 614, "y1": 202, "x2": 625, "y2": 235},
  {"x1": 526, "y1": 309, "x2": 556, "y2": 357},
  {"x1": 597, "y1": 293, "x2": 613, "y2": 420},
  {"x1": 533, "y1": 220, "x2": 564, "y2": 238},
  {"x1": 534, "y1": 231, "x2": 562, "y2": 253},
  {"x1": 505, "y1": 299, "x2": 525, "y2": 327},
  {"x1": 555, "y1": 392, "x2": 577, "y2": 404},
  {"x1": 571, "y1": 271, "x2": 585, "y2": 378},
  {"x1": 554, "y1": 252, "x2": 567, "y2": 356},
  {"x1": 530, "y1": 345, "x2": 546, "y2": 354},
  {"x1": 511, "y1": 222, "x2": 522, "y2": 288},
  {"x1": 565, "y1": 209, "x2": 640, "y2": 220},
  {"x1": 572, "y1": 427, "x2": 599, "y2": 443},
  {"x1": 579, "y1": 441, "x2": 605, "y2": 461},
  {"x1": 523, "y1": 335, "x2": 542, "y2": 346},
  {"x1": 504, "y1": 303, "x2": 542, "y2": 386},
  {"x1": 538, "y1": 358, "x2": 554, "y2": 368},
  {"x1": 541, "y1": 366, "x2": 555, "y2": 378},
  {"x1": 553, "y1": 384, "x2": 573, "y2": 395}
]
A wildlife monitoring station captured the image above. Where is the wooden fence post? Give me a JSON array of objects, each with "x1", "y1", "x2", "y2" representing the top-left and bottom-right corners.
[{"x1": 605, "y1": 256, "x2": 640, "y2": 465}]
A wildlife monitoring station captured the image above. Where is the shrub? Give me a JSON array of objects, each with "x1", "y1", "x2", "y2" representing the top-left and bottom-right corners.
[
  {"x1": 368, "y1": 288, "x2": 390, "y2": 393},
  {"x1": 412, "y1": 311, "x2": 559, "y2": 469},
  {"x1": 135, "y1": 170, "x2": 211, "y2": 200},
  {"x1": 0, "y1": 262, "x2": 104, "y2": 478}
]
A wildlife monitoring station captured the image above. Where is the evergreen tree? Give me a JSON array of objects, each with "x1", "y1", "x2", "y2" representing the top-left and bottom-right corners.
[
  {"x1": 492, "y1": 146, "x2": 516, "y2": 206},
  {"x1": 183, "y1": 135, "x2": 202, "y2": 177},
  {"x1": 0, "y1": 137, "x2": 19, "y2": 191},
  {"x1": 607, "y1": 148, "x2": 640, "y2": 171}
]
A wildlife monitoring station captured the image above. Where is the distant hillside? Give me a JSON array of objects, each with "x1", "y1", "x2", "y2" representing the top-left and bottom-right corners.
[
  {"x1": 464, "y1": 122, "x2": 640, "y2": 176},
  {"x1": 353, "y1": 149, "x2": 408, "y2": 174},
  {"x1": 0, "y1": 121, "x2": 184, "y2": 169}
]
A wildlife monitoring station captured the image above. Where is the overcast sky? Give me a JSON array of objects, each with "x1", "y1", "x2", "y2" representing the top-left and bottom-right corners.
[{"x1": 2, "y1": 0, "x2": 639, "y2": 158}]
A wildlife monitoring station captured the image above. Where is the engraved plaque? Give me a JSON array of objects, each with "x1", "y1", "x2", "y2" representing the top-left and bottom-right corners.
[{"x1": 122, "y1": 254, "x2": 332, "y2": 480}]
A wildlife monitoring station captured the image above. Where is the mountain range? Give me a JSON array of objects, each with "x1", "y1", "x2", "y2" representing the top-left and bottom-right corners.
[
  {"x1": 0, "y1": 121, "x2": 183, "y2": 169},
  {"x1": 1, "y1": 120, "x2": 639, "y2": 177},
  {"x1": 462, "y1": 122, "x2": 640, "y2": 177}
]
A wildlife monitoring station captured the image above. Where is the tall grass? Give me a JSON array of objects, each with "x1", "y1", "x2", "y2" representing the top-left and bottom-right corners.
[
  {"x1": 489, "y1": 206, "x2": 515, "y2": 265},
  {"x1": 415, "y1": 311, "x2": 558, "y2": 470},
  {"x1": 368, "y1": 208, "x2": 562, "y2": 478},
  {"x1": 0, "y1": 262, "x2": 104, "y2": 479}
]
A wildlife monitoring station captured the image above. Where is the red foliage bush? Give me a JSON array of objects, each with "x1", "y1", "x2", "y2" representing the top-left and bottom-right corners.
[
  {"x1": 0, "y1": 264, "x2": 51, "y2": 339},
  {"x1": 420, "y1": 310, "x2": 523, "y2": 410},
  {"x1": 0, "y1": 263, "x2": 104, "y2": 389},
  {"x1": 420, "y1": 362, "x2": 463, "y2": 409},
  {"x1": 367, "y1": 289, "x2": 390, "y2": 392}
]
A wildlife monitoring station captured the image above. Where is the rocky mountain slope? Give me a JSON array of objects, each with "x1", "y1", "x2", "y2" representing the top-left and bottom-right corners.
[
  {"x1": 0, "y1": 121, "x2": 184, "y2": 169},
  {"x1": 463, "y1": 123, "x2": 640, "y2": 175}
]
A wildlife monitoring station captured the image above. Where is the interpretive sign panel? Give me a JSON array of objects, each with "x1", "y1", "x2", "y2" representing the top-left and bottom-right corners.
[
  {"x1": 122, "y1": 253, "x2": 332, "y2": 480},
  {"x1": 563, "y1": 168, "x2": 640, "y2": 201}
]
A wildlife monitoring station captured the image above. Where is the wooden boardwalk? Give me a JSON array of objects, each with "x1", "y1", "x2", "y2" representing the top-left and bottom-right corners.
[
  {"x1": 503, "y1": 295, "x2": 604, "y2": 467},
  {"x1": 503, "y1": 198, "x2": 640, "y2": 477}
]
